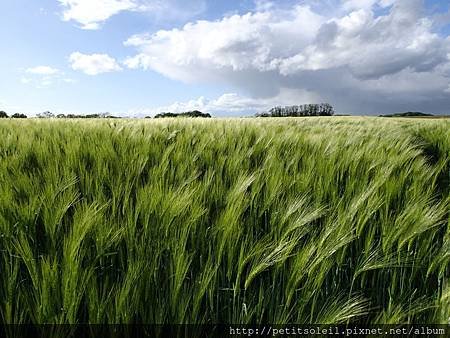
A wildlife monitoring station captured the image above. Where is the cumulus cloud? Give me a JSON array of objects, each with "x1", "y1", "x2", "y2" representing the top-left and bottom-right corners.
[
  {"x1": 58, "y1": 0, "x2": 137, "y2": 29},
  {"x1": 124, "y1": 7, "x2": 324, "y2": 78},
  {"x1": 69, "y1": 52, "x2": 122, "y2": 75},
  {"x1": 21, "y1": 66, "x2": 74, "y2": 88},
  {"x1": 26, "y1": 66, "x2": 60, "y2": 75},
  {"x1": 123, "y1": 0, "x2": 450, "y2": 114},
  {"x1": 58, "y1": 0, "x2": 139, "y2": 29},
  {"x1": 57, "y1": 0, "x2": 205, "y2": 30},
  {"x1": 341, "y1": 0, "x2": 395, "y2": 11}
]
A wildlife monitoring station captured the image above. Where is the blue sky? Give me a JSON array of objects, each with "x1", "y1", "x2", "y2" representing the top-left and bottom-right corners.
[{"x1": 1, "y1": 0, "x2": 450, "y2": 116}]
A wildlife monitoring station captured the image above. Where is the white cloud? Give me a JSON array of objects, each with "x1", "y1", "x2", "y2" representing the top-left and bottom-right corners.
[
  {"x1": 124, "y1": 7, "x2": 324, "y2": 79},
  {"x1": 254, "y1": 0, "x2": 275, "y2": 12},
  {"x1": 21, "y1": 66, "x2": 73, "y2": 88},
  {"x1": 20, "y1": 77, "x2": 32, "y2": 84},
  {"x1": 57, "y1": 0, "x2": 205, "y2": 30},
  {"x1": 26, "y1": 66, "x2": 60, "y2": 75},
  {"x1": 123, "y1": 0, "x2": 450, "y2": 114},
  {"x1": 342, "y1": 0, "x2": 395, "y2": 11},
  {"x1": 58, "y1": 0, "x2": 138, "y2": 29},
  {"x1": 69, "y1": 52, "x2": 122, "y2": 75}
]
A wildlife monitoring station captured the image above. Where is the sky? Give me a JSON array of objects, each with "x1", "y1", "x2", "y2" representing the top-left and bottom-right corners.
[{"x1": 1, "y1": 0, "x2": 450, "y2": 116}]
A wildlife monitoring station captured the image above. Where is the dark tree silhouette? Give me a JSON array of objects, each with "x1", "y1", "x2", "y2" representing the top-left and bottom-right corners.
[
  {"x1": 11, "y1": 113, "x2": 27, "y2": 118},
  {"x1": 53, "y1": 113, "x2": 121, "y2": 118},
  {"x1": 154, "y1": 111, "x2": 211, "y2": 118},
  {"x1": 37, "y1": 111, "x2": 55, "y2": 118},
  {"x1": 257, "y1": 104, "x2": 335, "y2": 117},
  {"x1": 379, "y1": 112, "x2": 433, "y2": 118},
  {"x1": 0, "y1": 111, "x2": 8, "y2": 118}
]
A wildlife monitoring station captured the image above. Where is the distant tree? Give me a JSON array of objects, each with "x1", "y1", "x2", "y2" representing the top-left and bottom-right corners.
[
  {"x1": 154, "y1": 111, "x2": 212, "y2": 118},
  {"x1": 0, "y1": 111, "x2": 8, "y2": 118},
  {"x1": 268, "y1": 106, "x2": 282, "y2": 117},
  {"x1": 255, "y1": 112, "x2": 271, "y2": 117},
  {"x1": 181, "y1": 110, "x2": 211, "y2": 118},
  {"x1": 11, "y1": 113, "x2": 27, "y2": 118},
  {"x1": 37, "y1": 111, "x2": 54, "y2": 118},
  {"x1": 53, "y1": 112, "x2": 121, "y2": 119},
  {"x1": 379, "y1": 112, "x2": 433, "y2": 118},
  {"x1": 258, "y1": 104, "x2": 335, "y2": 117},
  {"x1": 154, "y1": 112, "x2": 178, "y2": 118},
  {"x1": 319, "y1": 103, "x2": 335, "y2": 116}
]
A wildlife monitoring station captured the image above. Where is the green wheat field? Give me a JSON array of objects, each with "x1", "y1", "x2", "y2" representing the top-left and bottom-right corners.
[{"x1": 0, "y1": 117, "x2": 449, "y2": 325}]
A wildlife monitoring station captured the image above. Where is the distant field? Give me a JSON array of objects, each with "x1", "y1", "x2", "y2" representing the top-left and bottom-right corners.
[{"x1": 0, "y1": 117, "x2": 448, "y2": 325}]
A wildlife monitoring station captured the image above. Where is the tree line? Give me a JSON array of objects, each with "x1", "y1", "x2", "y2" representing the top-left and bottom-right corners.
[
  {"x1": 256, "y1": 103, "x2": 335, "y2": 117},
  {"x1": 379, "y1": 112, "x2": 433, "y2": 118},
  {"x1": 0, "y1": 111, "x2": 118, "y2": 119},
  {"x1": 0, "y1": 110, "x2": 212, "y2": 119},
  {"x1": 0, "y1": 111, "x2": 27, "y2": 118},
  {"x1": 1, "y1": 105, "x2": 337, "y2": 119},
  {"x1": 150, "y1": 110, "x2": 212, "y2": 119},
  {"x1": 38, "y1": 112, "x2": 119, "y2": 119}
]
